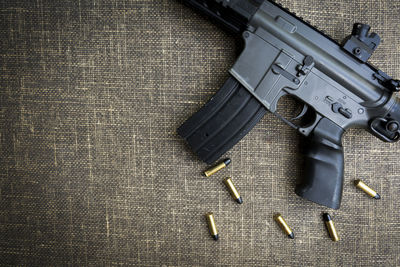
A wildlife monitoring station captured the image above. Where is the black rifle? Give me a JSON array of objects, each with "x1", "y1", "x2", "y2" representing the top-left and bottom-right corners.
[{"x1": 177, "y1": 0, "x2": 400, "y2": 209}]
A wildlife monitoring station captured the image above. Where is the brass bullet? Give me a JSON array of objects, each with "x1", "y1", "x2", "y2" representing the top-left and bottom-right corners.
[
  {"x1": 354, "y1": 180, "x2": 381, "y2": 199},
  {"x1": 205, "y1": 212, "x2": 218, "y2": 241},
  {"x1": 274, "y1": 214, "x2": 294, "y2": 239},
  {"x1": 223, "y1": 177, "x2": 243, "y2": 204},
  {"x1": 323, "y1": 213, "x2": 339, "y2": 242},
  {"x1": 204, "y1": 158, "x2": 231, "y2": 177}
]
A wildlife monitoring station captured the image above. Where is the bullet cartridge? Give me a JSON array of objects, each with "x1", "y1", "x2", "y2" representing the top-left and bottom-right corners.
[
  {"x1": 354, "y1": 180, "x2": 381, "y2": 199},
  {"x1": 274, "y1": 214, "x2": 294, "y2": 239},
  {"x1": 204, "y1": 158, "x2": 231, "y2": 177},
  {"x1": 223, "y1": 177, "x2": 243, "y2": 204},
  {"x1": 205, "y1": 212, "x2": 218, "y2": 241},
  {"x1": 323, "y1": 213, "x2": 339, "y2": 242}
]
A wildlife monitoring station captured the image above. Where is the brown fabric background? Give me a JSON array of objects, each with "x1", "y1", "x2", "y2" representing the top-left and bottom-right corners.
[{"x1": 1, "y1": 0, "x2": 400, "y2": 266}]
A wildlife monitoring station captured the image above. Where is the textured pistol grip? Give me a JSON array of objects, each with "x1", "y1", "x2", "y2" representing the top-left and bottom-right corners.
[{"x1": 295, "y1": 118, "x2": 345, "y2": 209}]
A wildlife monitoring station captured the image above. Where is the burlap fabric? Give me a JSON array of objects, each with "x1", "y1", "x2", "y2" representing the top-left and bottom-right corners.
[{"x1": 1, "y1": 0, "x2": 399, "y2": 266}]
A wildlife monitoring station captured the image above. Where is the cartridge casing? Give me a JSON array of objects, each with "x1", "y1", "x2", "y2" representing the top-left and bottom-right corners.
[
  {"x1": 354, "y1": 180, "x2": 381, "y2": 199},
  {"x1": 274, "y1": 214, "x2": 294, "y2": 239},
  {"x1": 205, "y1": 212, "x2": 218, "y2": 240},
  {"x1": 204, "y1": 158, "x2": 231, "y2": 177},
  {"x1": 323, "y1": 213, "x2": 339, "y2": 242},
  {"x1": 224, "y1": 177, "x2": 243, "y2": 204}
]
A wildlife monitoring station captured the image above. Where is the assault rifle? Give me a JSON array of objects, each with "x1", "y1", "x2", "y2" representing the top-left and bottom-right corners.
[{"x1": 177, "y1": 0, "x2": 400, "y2": 209}]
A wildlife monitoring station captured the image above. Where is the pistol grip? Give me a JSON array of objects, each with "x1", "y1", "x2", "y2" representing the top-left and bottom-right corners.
[{"x1": 295, "y1": 118, "x2": 345, "y2": 209}]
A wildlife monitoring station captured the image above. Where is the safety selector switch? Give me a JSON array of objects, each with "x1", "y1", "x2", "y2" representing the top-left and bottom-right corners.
[{"x1": 332, "y1": 102, "x2": 352, "y2": 119}]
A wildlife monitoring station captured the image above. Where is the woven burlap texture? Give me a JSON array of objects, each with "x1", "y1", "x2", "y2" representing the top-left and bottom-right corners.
[{"x1": 1, "y1": 0, "x2": 400, "y2": 266}]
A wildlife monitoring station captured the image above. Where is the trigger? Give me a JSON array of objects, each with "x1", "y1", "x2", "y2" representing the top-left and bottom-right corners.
[{"x1": 292, "y1": 104, "x2": 309, "y2": 121}]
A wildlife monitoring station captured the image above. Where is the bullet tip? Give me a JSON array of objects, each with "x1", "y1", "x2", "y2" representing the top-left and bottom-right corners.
[
  {"x1": 288, "y1": 233, "x2": 294, "y2": 239},
  {"x1": 213, "y1": 234, "x2": 219, "y2": 241},
  {"x1": 237, "y1": 197, "x2": 243, "y2": 204},
  {"x1": 323, "y1": 213, "x2": 331, "y2": 222},
  {"x1": 374, "y1": 193, "x2": 381, "y2": 199},
  {"x1": 224, "y1": 158, "x2": 231, "y2": 166}
]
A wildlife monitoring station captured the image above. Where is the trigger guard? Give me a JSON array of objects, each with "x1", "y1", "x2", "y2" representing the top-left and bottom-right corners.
[{"x1": 298, "y1": 114, "x2": 322, "y2": 137}]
